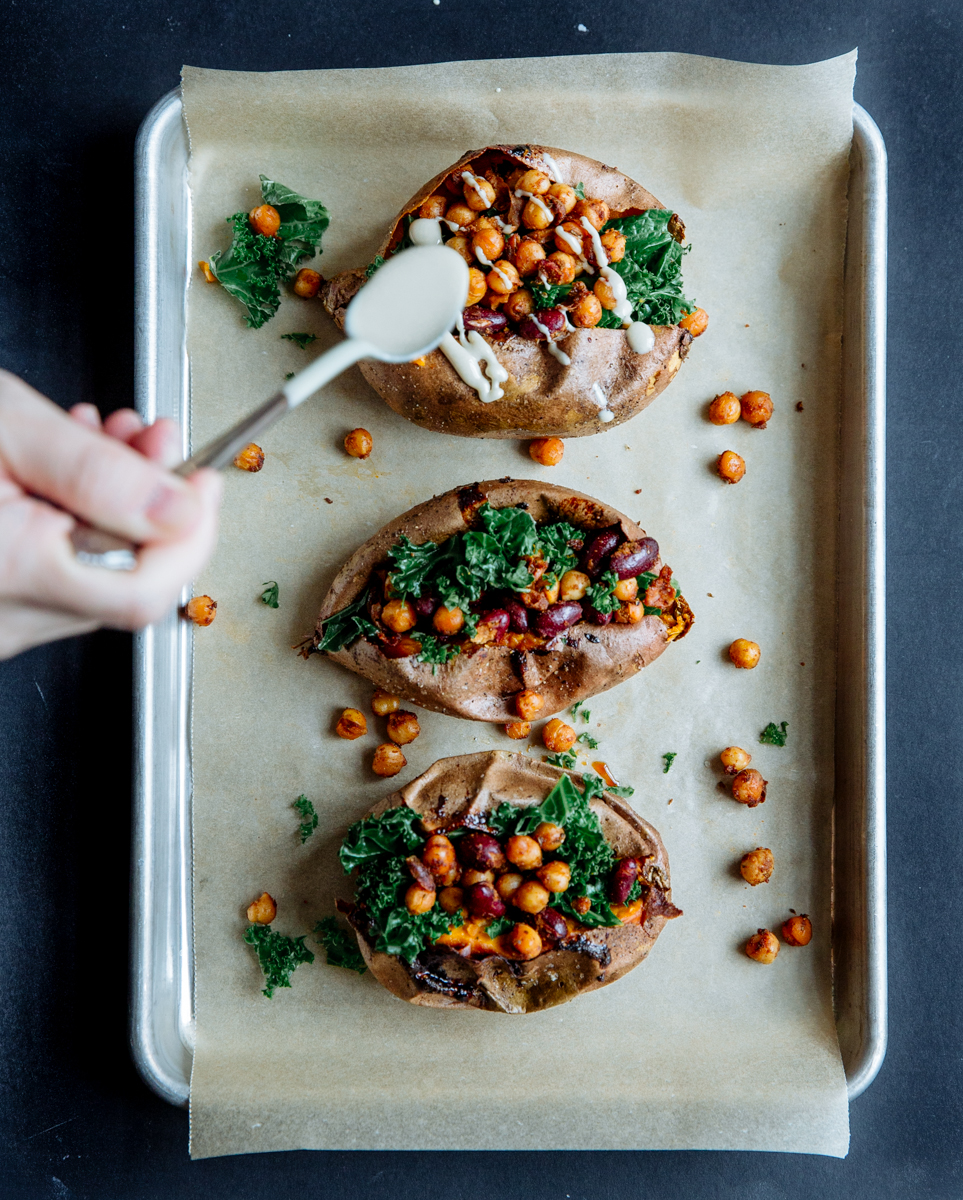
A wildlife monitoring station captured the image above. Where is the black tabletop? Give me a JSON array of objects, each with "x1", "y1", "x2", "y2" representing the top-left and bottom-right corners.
[{"x1": 1, "y1": 1, "x2": 959, "y2": 1196}]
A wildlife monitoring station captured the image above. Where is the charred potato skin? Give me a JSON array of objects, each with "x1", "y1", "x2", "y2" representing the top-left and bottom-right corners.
[
  {"x1": 320, "y1": 145, "x2": 693, "y2": 439},
  {"x1": 348, "y1": 751, "x2": 679, "y2": 1013},
  {"x1": 312, "y1": 479, "x2": 694, "y2": 722}
]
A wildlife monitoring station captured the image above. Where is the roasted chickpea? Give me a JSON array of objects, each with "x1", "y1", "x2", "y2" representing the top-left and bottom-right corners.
[
  {"x1": 529, "y1": 437, "x2": 565, "y2": 467},
  {"x1": 522, "y1": 197, "x2": 554, "y2": 231},
  {"x1": 559, "y1": 569, "x2": 591, "y2": 601},
  {"x1": 679, "y1": 307, "x2": 709, "y2": 337},
  {"x1": 436, "y1": 865, "x2": 461, "y2": 888},
  {"x1": 233, "y1": 442, "x2": 265, "y2": 472},
  {"x1": 249, "y1": 204, "x2": 281, "y2": 237},
  {"x1": 720, "y1": 745, "x2": 752, "y2": 774},
  {"x1": 740, "y1": 847, "x2": 774, "y2": 886},
  {"x1": 372, "y1": 743, "x2": 406, "y2": 777},
  {"x1": 746, "y1": 928, "x2": 779, "y2": 963},
  {"x1": 731, "y1": 768, "x2": 768, "y2": 807},
  {"x1": 466, "y1": 266, "x2": 488, "y2": 305},
  {"x1": 461, "y1": 868, "x2": 496, "y2": 887},
  {"x1": 594, "y1": 277, "x2": 618, "y2": 310},
  {"x1": 542, "y1": 718, "x2": 576, "y2": 753},
  {"x1": 495, "y1": 872, "x2": 525, "y2": 902},
  {"x1": 572, "y1": 895, "x2": 592, "y2": 916},
  {"x1": 741, "y1": 390, "x2": 774, "y2": 428},
  {"x1": 439, "y1": 885, "x2": 465, "y2": 914},
  {"x1": 405, "y1": 883, "x2": 436, "y2": 915},
  {"x1": 387, "y1": 710, "x2": 420, "y2": 746},
  {"x1": 422, "y1": 834, "x2": 456, "y2": 878},
  {"x1": 246, "y1": 892, "x2": 277, "y2": 924},
  {"x1": 513, "y1": 880, "x2": 551, "y2": 915},
  {"x1": 537, "y1": 860, "x2": 571, "y2": 893},
  {"x1": 335, "y1": 708, "x2": 367, "y2": 740},
  {"x1": 371, "y1": 689, "x2": 401, "y2": 716},
  {"x1": 506, "y1": 922, "x2": 543, "y2": 960},
  {"x1": 729, "y1": 638, "x2": 761, "y2": 669},
  {"x1": 515, "y1": 688, "x2": 544, "y2": 720},
  {"x1": 513, "y1": 239, "x2": 547, "y2": 277},
  {"x1": 483, "y1": 290, "x2": 507, "y2": 310},
  {"x1": 570, "y1": 294, "x2": 603, "y2": 328},
  {"x1": 599, "y1": 228, "x2": 626, "y2": 262},
  {"x1": 487, "y1": 261, "x2": 521, "y2": 295},
  {"x1": 717, "y1": 450, "x2": 746, "y2": 484},
  {"x1": 614, "y1": 601, "x2": 645, "y2": 624},
  {"x1": 506, "y1": 834, "x2": 543, "y2": 871},
  {"x1": 381, "y1": 599, "x2": 416, "y2": 634},
  {"x1": 445, "y1": 235, "x2": 474, "y2": 263},
  {"x1": 554, "y1": 221, "x2": 588, "y2": 257},
  {"x1": 504, "y1": 289, "x2": 534, "y2": 322},
  {"x1": 184, "y1": 595, "x2": 217, "y2": 626},
  {"x1": 516, "y1": 169, "x2": 551, "y2": 195},
  {"x1": 463, "y1": 175, "x2": 496, "y2": 211},
  {"x1": 292, "y1": 267, "x2": 322, "y2": 299},
  {"x1": 445, "y1": 202, "x2": 477, "y2": 229},
  {"x1": 708, "y1": 391, "x2": 741, "y2": 425},
  {"x1": 613, "y1": 577, "x2": 638, "y2": 602},
  {"x1": 535, "y1": 822, "x2": 566, "y2": 852},
  {"x1": 572, "y1": 197, "x2": 609, "y2": 230},
  {"x1": 540, "y1": 251, "x2": 577, "y2": 286},
  {"x1": 782, "y1": 914, "x2": 813, "y2": 946},
  {"x1": 504, "y1": 720, "x2": 531, "y2": 740},
  {"x1": 344, "y1": 427, "x2": 373, "y2": 459},
  {"x1": 472, "y1": 226, "x2": 505, "y2": 263},
  {"x1": 419, "y1": 193, "x2": 448, "y2": 220},
  {"x1": 432, "y1": 605, "x2": 464, "y2": 635},
  {"x1": 548, "y1": 182, "x2": 578, "y2": 215}
]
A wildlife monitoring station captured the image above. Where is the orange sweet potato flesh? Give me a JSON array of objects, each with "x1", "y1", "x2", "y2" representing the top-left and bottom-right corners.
[
  {"x1": 320, "y1": 144, "x2": 693, "y2": 438},
  {"x1": 312, "y1": 478, "x2": 693, "y2": 722},
  {"x1": 349, "y1": 750, "x2": 681, "y2": 1013}
]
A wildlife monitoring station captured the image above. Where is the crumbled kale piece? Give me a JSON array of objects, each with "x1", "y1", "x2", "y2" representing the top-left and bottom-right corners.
[
  {"x1": 760, "y1": 721, "x2": 789, "y2": 747},
  {"x1": 260, "y1": 580, "x2": 280, "y2": 609},
  {"x1": 318, "y1": 589, "x2": 379, "y2": 653},
  {"x1": 281, "y1": 332, "x2": 317, "y2": 350},
  {"x1": 293, "y1": 795, "x2": 318, "y2": 844},
  {"x1": 243, "y1": 924, "x2": 314, "y2": 998},
  {"x1": 315, "y1": 916, "x2": 367, "y2": 974},
  {"x1": 662, "y1": 752, "x2": 677, "y2": 774}
]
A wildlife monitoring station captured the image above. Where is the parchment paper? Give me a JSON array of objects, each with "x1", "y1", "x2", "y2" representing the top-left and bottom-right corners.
[{"x1": 182, "y1": 51, "x2": 856, "y2": 1159}]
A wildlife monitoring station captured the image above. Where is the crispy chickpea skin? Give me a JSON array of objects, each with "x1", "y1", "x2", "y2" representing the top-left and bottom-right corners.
[
  {"x1": 535, "y1": 821, "x2": 566, "y2": 852},
  {"x1": 184, "y1": 595, "x2": 217, "y2": 626},
  {"x1": 717, "y1": 450, "x2": 746, "y2": 484},
  {"x1": 422, "y1": 834, "x2": 456, "y2": 878},
  {"x1": 720, "y1": 745, "x2": 752, "y2": 774},
  {"x1": 233, "y1": 442, "x2": 265, "y2": 472},
  {"x1": 344, "y1": 427, "x2": 373, "y2": 459},
  {"x1": 559, "y1": 570, "x2": 590, "y2": 601},
  {"x1": 746, "y1": 928, "x2": 780, "y2": 963},
  {"x1": 573, "y1": 197, "x2": 610, "y2": 230},
  {"x1": 463, "y1": 175, "x2": 496, "y2": 211},
  {"x1": 740, "y1": 847, "x2": 775, "y2": 886},
  {"x1": 505, "y1": 720, "x2": 531, "y2": 740},
  {"x1": 571, "y1": 294, "x2": 603, "y2": 328},
  {"x1": 540, "y1": 251, "x2": 577, "y2": 286},
  {"x1": 439, "y1": 885, "x2": 465, "y2": 914},
  {"x1": 488, "y1": 261, "x2": 521, "y2": 295},
  {"x1": 335, "y1": 708, "x2": 367, "y2": 740},
  {"x1": 419, "y1": 193, "x2": 448, "y2": 220},
  {"x1": 529, "y1": 437, "x2": 565, "y2": 467},
  {"x1": 387, "y1": 710, "x2": 420, "y2": 745},
  {"x1": 466, "y1": 267, "x2": 488, "y2": 305},
  {"x1": 543, "y1": 718, "x2": 576, "y2": 753},
  {"x1": 513, "y1": 880, "x2": 551, "y2": 915},
  {"x1": 371, "y1": 689, "x2": 401, "y2": 716},
  {"x1": 729, "y1": 638, "x2": 761, "y2": 669},
  {"x1": 537, "y1": 860, "x2": 571, "y2": 893},
  {"x1": 433, "y1": 605, "x2": 464, "y2": 635},
  {"x1": 293, "y1": 268, "x2": 322, "y2": 298},
  {"x1": 515, "y1": 688, "x2": 544, "y2": 720},
  {"x1": 506, "y1": 835, "x2": 543, "y2": 871},
  {"x1": 504, "y1": 289, "x2": 534, "y2": 322},
  {"x1": 613, "y1": 577, "x2": 638, "y2": 602},
  {"x1": 741, "y1": 390, "x2": 774, "y2": 428},
  {"x1": 572, "y1": 895, "x2": 592, "y2": 916},
  {"x1": 249, "y1": 204, "x2": 281, "y2": 237},
  {"x1": 731, "y1": 768, "x2": 768, "y2": 807},
  {"x1": 246, "y1": 892, "x2": 277, "y2": 924},
  {"x1": 513, "y1": 239, "x2": 547, "y2": 277},
  {"x1": 782, "y1": 914, "x2": 813, "y2": 946},
  {"x1": 382, "y1": 598, "x2": 417, "y2": 634},
  {"x1": 495, "y1": 872, "x2": 525, "y2": 902},
  {"x1": 708, "y1": 391, "x2": 741, "y2": 425},
  {"x1": 405, "y1": 883, "x2": 436, "y2": 914},
  {"x1": 372, "y1": 743, "x2": 406, "y2": 777},
  {"x1": 679, "y1": 307, "x2": 709, "y2": 337},
  {"x1": 507, "y1": 922, "x2": 543, "y2": 960}
]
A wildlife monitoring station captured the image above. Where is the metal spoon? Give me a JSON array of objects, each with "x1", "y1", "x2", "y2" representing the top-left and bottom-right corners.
[{"x1": 70, "y1": 245, "x2": 469, "y2": 569}]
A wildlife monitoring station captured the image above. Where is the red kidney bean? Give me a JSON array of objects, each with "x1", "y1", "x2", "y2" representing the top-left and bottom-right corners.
[
  {"x1": 505, "y1": 600, "x2": 529, "y2": 633},
  {"x1": 462, "y1": 306, "x2": 508, "y2": 335},
  {"x1": 518, "y1": 306, "x2": 566, "y2": 340},
  {"x1": 477, "y1": 609, "x2": 510, "y2": 638},
  {"x1": 458, "y1": 832, "x2": 507, "y2": 871},
  {"x1": 535, "y1": 601, "x2": 583, "y2": 639},
  {"x1": 609, "y1": 858, "x2": 639, "y2": 905},
  {"x1": 378, "y1": 634, "x2": 421, "y2": 658},
  {"x1": 413, "y1": 590, "x2": 438, "y2": 619},
  {"x1": 536, "y1": 907, "x2": 568, "y2": 944},
  {"x1": 581, "y1": 527, "x2": 623, "y2": 576},
  {"x1": 609, "y1": 537, "x2": 660, "y2": 580},
  {"x1": 583, "y1": 605, "x2": 613, "y2": 627},
  {"x1": 466, "y1": 882, "x2": 506, "y2": 919}
]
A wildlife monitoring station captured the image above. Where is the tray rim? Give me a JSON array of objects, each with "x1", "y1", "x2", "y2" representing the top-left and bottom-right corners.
[{"x1": 129, "y1": 86, "x2": 887, "y2": 1109}]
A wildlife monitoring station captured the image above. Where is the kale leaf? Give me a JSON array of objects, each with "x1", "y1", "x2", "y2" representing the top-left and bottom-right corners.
[
  {"x1": 577, "y1": 732, "x2": 599, "y2": 749},
  {"x1": 760, "y1": 721, "x2": 789, "y2": 747},
  {"x1": 412, "y1": 633, "x2": 460, "y2": 671},
  {"x1": 243, "y1": 924, "x2": 315, "y2": 998},
  {"x1": 260, "y1": 580, "x2": 280, "y2": 608},
  {"x1": 293, "y1": 794, "x2": 318, "y2": 843},
  {"x1": 586, "y1": 570, "x2": 621, "y2": 615},
  {"x1": 339, "y1": 805, "x2": 425, "y2": 872},
  {"x1": 529, "y1": 280, "x2": 573, "y2": 310},
  {"x1": 486, "y1": 916, "x2": 515, "y2": 939},
  {"x1": 259, "y1": 175, "x2": 330, "y2": 275},
  {"x1": 603, "y1": 209, "x2": 694, "y2": 326},
  {"x1": 209, "y1": 213, "x2": 285, "y2": 329},
  {"x1": 314, "y1": 916, "x2": 367, "y2": 974},
  {"x1": 318, "y1": 589, "x2": 379, "y2": 653},
  {"x1": 281, "y1": 332, "x2": 318, "y2": 350},
  {"x1": 662, "y1": 752, "x2": 677, "y2": 774},
  {"x1": 536, "y1": 520, "x2": 582, "y2": 575},
  {"x1": 544, "y1": 751, "x2": 577, "y2": 770}
]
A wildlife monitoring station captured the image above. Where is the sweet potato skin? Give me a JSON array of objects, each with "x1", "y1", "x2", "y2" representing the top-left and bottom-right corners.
[
  {"x1": 320, "y1": 144, "x2": 693, "y2": 438},
  {"x1": 313, "y1": 479, "x2": 693, "y2": 722},
  {"x1": 349, "y1": 751, "x2": 679, "y2": 1013}
]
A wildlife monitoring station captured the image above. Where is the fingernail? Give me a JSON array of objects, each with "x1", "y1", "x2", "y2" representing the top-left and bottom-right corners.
[{"x1": 145, "y1": 482, "x2": 201, "y2": 531}]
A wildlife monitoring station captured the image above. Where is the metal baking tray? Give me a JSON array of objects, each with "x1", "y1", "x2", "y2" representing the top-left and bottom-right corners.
[{"x1": 130, "y1": 88, "x2": 887, "y2": 1107}]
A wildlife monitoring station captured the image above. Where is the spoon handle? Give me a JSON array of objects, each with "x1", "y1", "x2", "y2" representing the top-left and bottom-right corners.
[{"x1": 173, "y1": 389, "x2": 290, "y2": 476}]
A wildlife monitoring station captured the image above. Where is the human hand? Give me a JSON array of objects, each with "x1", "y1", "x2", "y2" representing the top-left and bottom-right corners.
[{"x1": 0, "y1": 370, "x2": 222, "y2": 660}]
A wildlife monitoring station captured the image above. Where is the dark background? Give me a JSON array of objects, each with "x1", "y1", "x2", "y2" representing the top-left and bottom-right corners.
[{"x1": 1, "y1": 0, "x2": 959, "y2": 1196}]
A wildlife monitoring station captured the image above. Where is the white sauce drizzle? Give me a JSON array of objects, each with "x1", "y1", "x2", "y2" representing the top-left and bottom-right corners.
[
  {"x1": 438, "y1": 313, "x2": 508, "y2": 403},
  {"x1": 491, "y1": 215, "x2": 517, "y2": 234},
  {"x1": 490, "y1": 263, "x2": 513, "y2": 289},
  {"x1": 579, "y1": 216, "x2": 633, "y2": 322},
  {"x1": 540, "y1": 152, "x2": 563, "y2": 182},
  {"x1": 515, "y1": 188, "x2": 553, "y2": 223},
  {"x1": 529, "y1": 313, "x2": 571, "y2": 366},
  {"x1": 555, "y1": 226, "x2": 583, "y2": 255},
  {"x1": 591, "y1": 382, "x2": 616, "y2": 423},
  {"x1": 408, "y1": 217, "x2": 444, "y2": 246},
  {"x1": 561, "y1": 311, "x2": 576, "y2": 333},
  {"x1": 475, "y1": 245, "x2": 492, "y2": 267},
  {"x1": 626, "y1": 321, "x2": 655, "y2": 354},
  {"x1": 461, "y1": 171, "x2": 490, "y2": 207}
]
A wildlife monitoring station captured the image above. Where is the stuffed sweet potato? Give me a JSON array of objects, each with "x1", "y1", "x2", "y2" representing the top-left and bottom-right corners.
[
  {"x1": 320, "y1": 144, "x2": 705, "y2": 439},
  {"x1": 339, "y1": 750, "x2": 681, "y2": 1013},
  {"x1": 308, "y1": 478, "x2": 693, "y2": 723}
]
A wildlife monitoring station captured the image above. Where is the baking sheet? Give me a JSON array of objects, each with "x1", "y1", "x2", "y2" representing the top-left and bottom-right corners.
[{"x1": 181, "y1": 51, "x2": 856, "y2": 1158}]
